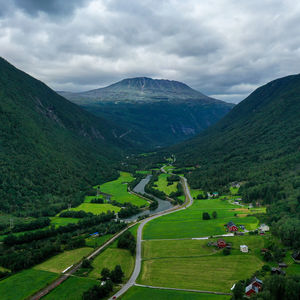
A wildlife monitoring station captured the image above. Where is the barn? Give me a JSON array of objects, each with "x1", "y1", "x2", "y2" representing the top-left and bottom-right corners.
[
  {"x1": 217, "y1": 239, "x2": 226, "y2": 248},
  {"x1": 227, "y1": 221, "x2": 238, "y2": 232}
]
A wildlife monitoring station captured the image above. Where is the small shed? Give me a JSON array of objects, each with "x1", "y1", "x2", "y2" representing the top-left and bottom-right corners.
[
  {"x1": 240, "y1": 245, "x2": 248, "y2": 253},
  {"x1": 278, "y1": 263, "x2": 288, "y2": 268}
]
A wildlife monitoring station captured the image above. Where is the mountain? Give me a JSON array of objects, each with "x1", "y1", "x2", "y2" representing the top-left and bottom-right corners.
[
  {"x1": 172, "y1": 74, "x2": 300, "y2": 247},
  {"x1": 59, "y1": 77, "x2": 234, "y2": 148},
  {"x1": 0, "y1": 58, "x2": 132, "y2": 216}
]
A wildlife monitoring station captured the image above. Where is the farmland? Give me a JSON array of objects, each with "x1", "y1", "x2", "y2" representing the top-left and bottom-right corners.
[
  {"x1": 0, "y1": 269, "x2": 58, "y2": 300},
  {"x1": 89, "y1": 248, "x2": 134, "y2": 280},
  {"x1": 68, "y1": 203, "x2": 121, "y2": 214},
  {"x1": 100, "y1": 172, "x2": 149, "y2": 207},
  {"x1": 153, "y1": 173, "x2": 178, "y2": 195},
  {"x1": 34, "y1": 247, "x2": 92, "y2": 273},
  {"x1": 143, "y1": 196, "x2": 259, "y2": 239},
  {"x1": 44, "y1": 276, "x2": 98, "y2": 300},
  {"x1": 122, "y1": 286, "x2": 230, "y2": 300},
  {"x1": 138, "y1": 254, "x2": 263, "y2": 292},
  {"x1": 50, "y1": 216, "x2": 80, "y2": 227}
]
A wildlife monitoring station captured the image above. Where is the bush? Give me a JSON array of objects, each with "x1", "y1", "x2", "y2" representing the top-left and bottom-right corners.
[
  {"x1": 202, "y1": 212, "x2": 211, "y2": 220},
  {"x1": 223, "y1": 248, "x2": 231, "y2": 255}
]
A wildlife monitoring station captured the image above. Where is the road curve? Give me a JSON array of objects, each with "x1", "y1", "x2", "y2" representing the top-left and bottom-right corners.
[{"x1": 110, "y1": 176, "x2": 193, "y2": 299}]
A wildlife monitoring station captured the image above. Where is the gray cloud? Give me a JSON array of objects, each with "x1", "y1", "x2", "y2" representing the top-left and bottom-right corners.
[{"x1": 0, "y1": 0, "x2": 300, "y2": 103}]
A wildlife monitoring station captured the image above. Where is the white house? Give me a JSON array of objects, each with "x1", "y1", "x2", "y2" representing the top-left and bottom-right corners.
[
  {"x1": 259, "y1": 224, "x2": 270, "y2": 232},
  {"x1": 240, "y1": 245, "x2": 248, "y2": 253}
]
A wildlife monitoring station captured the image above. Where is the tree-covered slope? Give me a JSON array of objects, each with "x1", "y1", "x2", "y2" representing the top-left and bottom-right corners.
[
  {"x1": 172, "y1": 74, "x2": 300, "y2": 247},
  {"x1": 60, "y1": 77, "x2": 234, "y2": 148},
  {"x1": 0, "y1": 58, "x2": 128, "y2": 216}
]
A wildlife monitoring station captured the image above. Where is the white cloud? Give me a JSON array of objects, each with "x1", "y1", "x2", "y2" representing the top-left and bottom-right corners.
[{"x1": 0, "y1": 0, "x2": 300, "y2": 102}]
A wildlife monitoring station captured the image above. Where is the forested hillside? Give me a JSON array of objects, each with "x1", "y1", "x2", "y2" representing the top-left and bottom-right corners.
[
  {"x1": 172, "y1": 74, "x2": 300, "y2": 248},
  {"x1": 0, "y1": 58, "x2": 129, "y2": 216},
  {"x1": 60, "y1": 77, "x2": 234, "y2": 148}
]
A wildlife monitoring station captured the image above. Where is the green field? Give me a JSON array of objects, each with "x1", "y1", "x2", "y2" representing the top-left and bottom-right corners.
[
  {"x1": 69, "y1": 203, "x2": 121, "y2": 214},
  {"x1": 100, "y1": 172, "x2": 148, "y2": 207},
  {"x1": 122, "y1": 286, "x2": 230, "y2": 300},
  {"x1": 44, "y1": 276, "x2": 98, "y2": 300},
  {"x1": 34, "y1": 247, "x2": 92, "y2": 273},
  {"x1": 85, "y1": 234, "x2": 113, "y2": 248},
  {"x1": 143, "y1": 196, "x2": 259, "y2": 239},
  {"x1": 50, "y1": 216, "x2": 80, "y2": 227},
  {"x1": 84, "y1": 195, "x2": 103, "y2": 203},
  {"x1": 154, "y1": 173, "x2": 178, "y2": 196},
  {"x1": 89, "y1": 248, "x2": 134, "y2": 280},
  {"x1": 138, "y1": 254, "x2": 263, "y2": 292},
  {"x1": 0, "y1": 269, "x2": 58, "y2": 300}
]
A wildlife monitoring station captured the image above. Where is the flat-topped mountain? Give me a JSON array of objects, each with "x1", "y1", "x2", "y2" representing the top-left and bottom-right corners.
[
  {"x1": 59, "y1": 77, "x2": 219, "y2": 104},
  {"x1": 60, "y1": 77, "x2": 234, "y2": 148}
]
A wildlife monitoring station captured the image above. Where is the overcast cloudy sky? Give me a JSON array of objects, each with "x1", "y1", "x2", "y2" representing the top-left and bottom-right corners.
[{"x1": 0, "y1": 0, "x2": 299, "y2": 103}]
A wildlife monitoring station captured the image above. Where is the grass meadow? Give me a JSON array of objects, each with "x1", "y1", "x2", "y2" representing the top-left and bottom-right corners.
[
  {"x1": 0, "y1": 269, "x2": 58, "y2": 300},
  {"x1": 143, "y1": 196, "x2": 259, "y2": 239},
  {"x1": 100, "y1": 172, "x2": 148, "y2": 207},
  {"x1": 85, "y1": 234, "x2": 113, "y2": 248},
  {"x1": 122, "y1": 286, "x2": 230, "y2": 300},
  {"x1": 34, "y1": 247, "x2": 92, "y2": 273},
  {"x1": 153, "y1": 173, "x2": 178, "y2": 195},
  {"x1": 43, "y1": 276, "x2": 98, "y2": 300},
  {"x1": 138, "y1": 254, "x2": 263, "y2": 292},
  {"x1": 89, "y1": 248, "x2": 134, "y2": 281},
  {"x1": 50, "y1": 216, "x2": 80, "y2": 227},
  {"x1": 69, "y1": 203, "x2": 121, "y2": 214}
]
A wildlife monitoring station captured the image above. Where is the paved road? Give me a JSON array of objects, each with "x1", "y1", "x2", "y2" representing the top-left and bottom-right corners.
[
  {"x1": 110, "y1": 176, "x2": 193, "y2": 299},
  {"x1": 134, "y1": 284, "x2": 232, "y2": 296},
  {"x1": 30, "y1": 224, "x2": 136, "y2": 300}
]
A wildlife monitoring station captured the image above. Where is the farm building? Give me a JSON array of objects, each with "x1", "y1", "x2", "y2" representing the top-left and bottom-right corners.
[
  {"x1": 278, "y1": 263, "x2": 288, "y2": 268},
  {"x1": 245, "y1": 278, "x2": 263, "y2": 297},
  {"x1": 240, "y1": 245, "x2": 248, "y2": 253},
  {"x1": 217, "y1": 239, "x2": 226, "y2": 248},
  {"x1": 271, "y1": 267, "x2": 286, "y2": 275},
  {"x1": 292, "y1": 251, "x2": 300, "y2": 262},
  {"x1": 227, "y1": 221, "x2": 238, "y2": 232}
]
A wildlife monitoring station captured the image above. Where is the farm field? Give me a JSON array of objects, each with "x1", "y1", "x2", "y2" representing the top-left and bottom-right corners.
[
  {"x1": 69, "y1": 203, "x2": 121, "y2": 214},
  {"x1": 100, "y1": 172, "x2": 148, "y2": 207},
  {"x1": 34, "y1": 247, "x2": 92, "y2": 273},
  {"x1": 122, "y1": 286, "x2": 230, "y2": 300},
  {"x1": 89, "y1": 248, "x2": 134, "y2": 280},
  {"x1": 0, "y1": 269, "x2": 58, "y2": 300},
  {"x1": 84, "y1": 195, "x2": 103, "y2": 203},
  {"x1": 50, "y1": 216, "x2": 80, "y2": 227},
  {"x1": 143, "y1": 196, "x2": 259, "y2": 239},
  {"x1": 154, "y1": 173, "x2": 178, "y2": 195},
  {"x1": 44, "y1": 276, "x2": 98, "y2": 300},
  {"x1": 85, "y1": 233, "x2": 113, "y2": 248},
  {"x1": 143, "y1": 235, "x2": 266, "y2": 260},
  {"x1": 138, "y1": 254, "x2": 263, "y2": 292}
]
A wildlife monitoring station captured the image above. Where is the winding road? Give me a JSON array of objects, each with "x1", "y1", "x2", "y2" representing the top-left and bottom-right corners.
[{"x1": 110, "y1": 176, "x2": 193, "y2": 299}]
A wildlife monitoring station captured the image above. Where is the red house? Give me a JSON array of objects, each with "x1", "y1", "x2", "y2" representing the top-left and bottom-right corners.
[
  {"x1": 245, "y1": 278, "x2": 263, "y2": 297},
  {"x1": 227, "y1": 221, "x2": 238, "y2": 232},
  {"x1": 217, "y1": 239, "x2": 226, "y2": 248}
]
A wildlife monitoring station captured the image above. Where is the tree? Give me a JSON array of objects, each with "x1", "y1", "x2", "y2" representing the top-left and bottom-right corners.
[
  {"x1": 101, "y1": 267, "x2": 110, "y2": 280},
  {"x1": 202, "y1": 212, "x2": 210, "y2": 220},
  {"x1": 212, "y1": 211, "x2": 217, "y2": 219},
  {"x1": 110, "y1": 265, "x2": 124, "y2": 283},
  {"x1": 232, "y1": 280, "x2": 244, "y2": 300},
  {"x1": 82, "y1": 259, "x2": 92, "y2": 269},
  {"x1": 223, "y1": 248, "x2": 231, "y2": 255}
]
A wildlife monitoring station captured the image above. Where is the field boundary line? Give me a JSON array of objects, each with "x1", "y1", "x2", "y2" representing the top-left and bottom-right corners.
[{"x1": 134, "y1": 283, "x2": 232, "y2": 295}]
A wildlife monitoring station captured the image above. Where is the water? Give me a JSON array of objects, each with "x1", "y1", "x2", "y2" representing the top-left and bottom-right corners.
[{"x1": 124, "y1": 174, "x2": 173, "y2": 221}]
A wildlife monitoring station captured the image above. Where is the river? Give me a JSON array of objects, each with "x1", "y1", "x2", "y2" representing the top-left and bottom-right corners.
[{"x1": 124, "y1": 174, "x2": 173, "y2": 221}]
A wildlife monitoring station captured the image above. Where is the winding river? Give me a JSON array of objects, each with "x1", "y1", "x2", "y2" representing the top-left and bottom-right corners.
[{"x1": 124, "y1": 174, "x2": 173, "y2": 221}]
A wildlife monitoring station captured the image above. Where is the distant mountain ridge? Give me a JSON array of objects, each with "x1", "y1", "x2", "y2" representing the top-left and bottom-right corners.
[
  {"x1": 58, "y1": 77, "x2": 223, "y2": 104},
  {"x1": 60, "y1": 77, "x2": 234, "y2": 149}
]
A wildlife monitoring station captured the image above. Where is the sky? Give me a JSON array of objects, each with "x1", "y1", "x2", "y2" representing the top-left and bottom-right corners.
[{"x1": 0, "y1": 0, "x2": 300, "y2": 103}]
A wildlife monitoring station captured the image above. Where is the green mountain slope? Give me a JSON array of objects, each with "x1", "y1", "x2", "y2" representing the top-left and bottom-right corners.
[
  {"x1": 172, "y1": 74, "x2": 300, "y2": 247},
  {"x1": 0, "y1": 58, "x2": 129, "y2": 216},
  {"x1": 59, "y1": 77, "x2": 234, "y2": 148}
]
